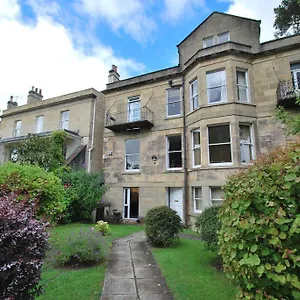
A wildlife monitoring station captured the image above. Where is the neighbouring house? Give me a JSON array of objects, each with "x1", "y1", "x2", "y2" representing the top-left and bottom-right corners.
[
  {"x1": 0, "y1": 87, "x2": 105, "y2": 173},
  {"x1": 102, "y1": 12, "x2": 300, "y2": 225}
]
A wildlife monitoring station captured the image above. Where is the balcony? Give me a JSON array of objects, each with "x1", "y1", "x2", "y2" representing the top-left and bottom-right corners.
[
  {"x1": 105, "y1": 106, "x2": 154, "y2": 132},
  {"x1": 277, "y1": 80, "x2": 300, "y2": 107}
]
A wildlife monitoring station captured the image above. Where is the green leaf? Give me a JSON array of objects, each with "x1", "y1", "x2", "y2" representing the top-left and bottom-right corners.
[
  {"x1": 278, "y1": 232, "x2": 287, "y2": 240},
  {"x1": 257, "y1": 265, "x2": 265, "y2": 276},
  {"x1": 268, "y1": 228, "x2": 279, "y2": 236},
  {"x1": 284, "y1": 173, "x2": 297, "y2": 181},
  {"x1": 250, "y1": 244, "x2": 258, "y2": 253},
  {"x1": 265, "y1": 263, "x2": 272, "y2": 270},
  {"x1": 274, "y1": 263, "x2": 286, "y2": 273},
  {"x1": 261, "y1": 248, "x2": 270, "y2": 256}
]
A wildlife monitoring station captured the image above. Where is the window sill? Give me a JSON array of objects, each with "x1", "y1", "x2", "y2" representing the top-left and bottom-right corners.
[
  {"x1": 164, "y1": 115, "x2": 183, "y2": 120},
  {"x1": 164, "y1": 169, "x2": 184, "y2": 173},
  {"x1": 122, "y1": 171, "x2": 141, "y2": 175}
]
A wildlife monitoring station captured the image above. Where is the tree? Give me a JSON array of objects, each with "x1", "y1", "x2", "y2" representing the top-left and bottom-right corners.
[
  {"x1": 274, "y1": 0, "x2": 300, "y2": 38},
  {"x1": 16, "y1": 130, "x2": 66, "y2": 171}
]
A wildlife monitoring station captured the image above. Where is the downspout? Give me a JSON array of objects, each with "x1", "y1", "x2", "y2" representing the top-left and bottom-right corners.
[
  {"x1": 87, "y1": 96, "x2": 97, "y2": 173},
  {"x1": 182, "y1": 75, "x2": 189, "y2": 226}
]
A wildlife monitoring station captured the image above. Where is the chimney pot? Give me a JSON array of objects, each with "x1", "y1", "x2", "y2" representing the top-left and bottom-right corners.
[
  {"x1": 10, "y1": 95, "x2": 13, "y2": 101},
  {"x1": 32, "y1": 86, "x2": 34, "y2": 91},
  {"x1": 112, "y1": 64, "x2": 118, "y2": 72},
  {"x1": 28, "y1": 86, "x2": 43, "y2": 104},
  {"x1": 35, "y1": 87, "x2": 38, "y2": 93},
  {"x1": 108, "y1": 64, "x2": 120, "y2": 83},
  {"x1": 39, "y1": 89, "x2": 42, "y2": 94}
]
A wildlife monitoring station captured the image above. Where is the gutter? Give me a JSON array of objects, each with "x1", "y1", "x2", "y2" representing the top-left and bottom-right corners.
[{"x1": 87, "y1": 97, "x2": 97, "y2": 173}]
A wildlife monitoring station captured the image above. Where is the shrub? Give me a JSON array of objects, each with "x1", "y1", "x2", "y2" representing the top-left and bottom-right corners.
[
  {"x1": 55, "y1": 168, "x2": 106, "y2": 222},
  {"x1": 49, "y1": 229, "x2": 106, "y2": 266},
  {"x1": 195, "y1": 205, "x2": 221, "y2": 252},
  {"x1": 0, "y1": 162, "x2": 68, "y2": 222},
  {"x1": 219, "y1": 143, "x2": 300, "y2": 300},
  {"x1": 95, "y1": 220, "x2": 110, "y2": 236},
  {"x1": 145, "y1": 206, "x2": 182, "y2": 247},
  {"x1": 0, "y1": 192, "x2": 49, "y2": 300}
]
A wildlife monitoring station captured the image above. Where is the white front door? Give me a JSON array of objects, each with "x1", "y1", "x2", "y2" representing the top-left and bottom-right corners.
[
  {"x1": 168, "y1": 187, "x2": 183, "y2": 220},
  {"x1": 123, "y1": 187, "x2": 139, "y2": 219}
]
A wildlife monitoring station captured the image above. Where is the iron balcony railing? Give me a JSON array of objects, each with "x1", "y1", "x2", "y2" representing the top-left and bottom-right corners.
[
  {"x1": 277, "y1": 80, "x2": 300, "y2": 101},
  {"x1": 105, "y1": 106, "x2": 154, "y2": 132}
]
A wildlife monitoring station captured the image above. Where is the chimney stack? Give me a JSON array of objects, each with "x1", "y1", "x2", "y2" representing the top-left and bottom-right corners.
[
  {"x1": 108, "y1": 64, "x2": 120, "y2": 83},
  {"x1": 7, "y1": 96, "x2": 18, "y2": 109},
  {"x1": 27, "y1": 86, "x2": 43, "y2": 104}
]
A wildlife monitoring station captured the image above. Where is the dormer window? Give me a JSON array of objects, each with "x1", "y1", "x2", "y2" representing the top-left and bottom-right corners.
[
  {"x1": 218, "y1": 32, "x2": 230, "y2": 44},
  {"x1": 203, "y1": 36, "x2": 214, "y2": 48}
]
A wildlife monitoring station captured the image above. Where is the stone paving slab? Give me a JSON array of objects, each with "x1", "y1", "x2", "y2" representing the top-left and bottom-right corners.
[{"x1": 100, "y1": 231, "x2": 174, "y2": 300}]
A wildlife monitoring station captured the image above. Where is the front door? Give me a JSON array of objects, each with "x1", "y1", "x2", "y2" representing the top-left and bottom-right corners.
[
  {"x1": 123, "y1": 187, "x2": 139, "y2": 219},
  {"x1": 128, "y1": 97, "x2": 140, "y2": 122},
  {"x1": 168, "y1": 187, "x2": 183, "y2": 220}
]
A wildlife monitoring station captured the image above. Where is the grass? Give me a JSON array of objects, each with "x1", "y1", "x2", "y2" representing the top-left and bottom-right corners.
[
  {"x1": 152, "y1": 238, "x2": 238, "y2": 300},
  {"x1": 37, "y1": 223, "x2": 144, "y2": 300}
]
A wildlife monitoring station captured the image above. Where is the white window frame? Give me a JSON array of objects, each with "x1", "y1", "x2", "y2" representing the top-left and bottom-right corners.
[
  {"x1": 210, "y1": 187, "x2": 224, "y2": 206},
  {"x1": 36, "y1": 115, "x2": 44, "y2": 133},
  {"x1": 207, "y1": 69, "x2": 227, "y2": 104},
  {"x1": 207, "y1": 124, "x2": 232, "y2": 166},
  {"x1": 127, "y1": 96, "x2": 141, "y2": 122},
  {"x1": 166, "y1": 135, "x2": 182, "y2": 170},
  {"x1": 125, "y1": 139, "x2": 140, "y2": 172},
  {"x1": 236, "y1": 69, "x2": 250, "y2": 102},
  {"x1": 203, "y1": 36, "x2": 214, "y2": 48},
  {"x1": 193, "y1": 187, "x2": 202, "y2": 213},
  {"x1": 218, "y1": 32, "x2": 230, "y2": 44},
  {"x1": 192, "y1": 129, "x2": 201, "y2": 167},
  {"x1": 190, "y1": 79, "x2": 199, "y2": 111},
  {"x1": 239, "y1": 124, "x2": 255, "y2": 164},
  {"x1": 13, "y1": 120, "x2": 21, "y2": 137},
  {"x1": 166, "y1": 88, "x2": 181, "y2": 117},
  {"x1": 60, "y1": 110, "x2": 69, "y2": 130}
]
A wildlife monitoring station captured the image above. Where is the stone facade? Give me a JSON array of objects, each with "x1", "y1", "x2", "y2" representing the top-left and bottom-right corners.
[
  {"x1": 0, "y1": 88, "x2": 104, "y2": 173},
  {"x1": 102, "y1": 12, "x2": 300, "y2": 225}
]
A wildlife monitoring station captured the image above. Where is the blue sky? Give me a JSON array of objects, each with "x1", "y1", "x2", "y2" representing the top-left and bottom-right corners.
[{"x1": 0, "y1": 0, "x2": 281, "y2": 110}]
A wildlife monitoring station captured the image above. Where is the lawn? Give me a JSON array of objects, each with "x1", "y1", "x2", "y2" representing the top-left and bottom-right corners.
[
  {"x1": 152, "y1": 238, "x2": 238, "y2": 300},
  {"x1": 37, "y1": 223, "x2": 144, "y2": 300}
]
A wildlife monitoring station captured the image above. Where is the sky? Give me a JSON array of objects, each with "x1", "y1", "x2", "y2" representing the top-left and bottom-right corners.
[{"x1": 0, "y1": 0, "x2": 282, "y2": 111}]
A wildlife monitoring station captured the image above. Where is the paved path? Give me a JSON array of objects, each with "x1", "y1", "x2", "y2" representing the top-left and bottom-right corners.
[{"x1": 101, "y1": 231, "x2": 174, "y2": 300}]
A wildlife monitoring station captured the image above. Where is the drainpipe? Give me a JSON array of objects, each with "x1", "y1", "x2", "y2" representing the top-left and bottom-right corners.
[
  {"x1": 87, "y1": 96, "x2": 97, "y2": 173},
  {"x1": 182, "y1": 76, "x2": 189, "y2": 226}
]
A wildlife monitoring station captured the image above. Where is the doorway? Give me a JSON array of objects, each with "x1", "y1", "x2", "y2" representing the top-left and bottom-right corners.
[
  {"x1": 168, "y1": 187, "x2": 183, "y2": 220},
  {"x1": 123, "y1": 187, "x2": 139, "y2": 219}
]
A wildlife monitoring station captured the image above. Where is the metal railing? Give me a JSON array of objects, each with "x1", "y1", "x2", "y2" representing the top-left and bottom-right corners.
[
  {"x1": 277, "y1": 80, "x2": 300, "y2": 101},
  {"x1": 105, "y1": 106, "x2": 154, "y2": 127}
]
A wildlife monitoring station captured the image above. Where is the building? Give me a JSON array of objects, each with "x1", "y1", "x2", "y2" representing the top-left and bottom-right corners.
[
  {"x1": 0, "y1": 87, "x2": 105, "y2": 173},
  {"x1": 102, "y1": 12, "x2": 300, "y2": 225}
]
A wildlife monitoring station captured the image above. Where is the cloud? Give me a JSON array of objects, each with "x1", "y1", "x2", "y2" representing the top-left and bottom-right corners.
[
  {"x1": 161, "y1": 0, "x2": 206, "y2": 23},
  {"x1": 0, "y1": 0, "x2": 145, "y2": 110},
  {"x1": 77, "y1": 0, "x2": 156, "y2": 44},
  {"x1": 225, "y1": 0, "x2": 282, "y2": 42}
]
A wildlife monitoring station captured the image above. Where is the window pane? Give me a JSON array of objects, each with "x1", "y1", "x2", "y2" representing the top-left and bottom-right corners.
[
  {"x1": 167, "y1": 88, "x2": 180, "y2": 103},
  {"x1": 167, "y1": 102, "x2": 181, "y2": 116},
  {"x1": 191, "y1": 80, "x2": 197, "y2": 96},
  {"x1": 195, "y1": 199, "x2": 202, "y2": 211},
  {"x1": 239, "y1": 125, "x2": 251, "y2": 143},
  {"x1": 168, "y1": 135, "x2": 181, "y2": 151},
  {"x1": 169, "y1": 152, "x2": 182, "y2": 168},
  {"x1": 207, "y1": 70, "x2": 226, "y2": 88},
  {"x1": 209, "y1": 87, "x2": 222, "y2": 103},
  {"x1": 209, "y1": 144, "x2": 232, "y2": 163},
  {"x1": 238, "y1": 86, "x2": 248, "y2": 102},
  {"x1": 195, "y1": 188, "x2": 202, "y2": 198},
  {"x1": 237, "y1": 71, "x2": 246, "y2": 85},
  {"x1": 194, "y1": 148, "x2": 201, "y2": 165},
  {"x1": 192, "y1": 95, "x2": 199, "y2": 109},
  {"x1": 218, "y1": 32, "x2": 229, "y2": 44},
  {"x1": 61, "y1": 111, "x2": 69, "y2": 121},
  {"x1": 240, "y1": 144, "x2": 252, "y2": 163},
  {"x1": 211, "y1": 187, "x2": 224, "y2": 200},
  {"x1": 203, "y1": 37, "x2": 214, "y2": 48},
  {"x1": 126, "y1": 139, "x2": 140, "y2": 154},
  {"x1": 193, "y1": 131, "x2": 200, "y2": 146},
  {"x1": 208, "y1": 125, "x2": 230, "y2": 144},
  {"x1": 126, "y1": 154, "x2": 140, "y2": 170}
]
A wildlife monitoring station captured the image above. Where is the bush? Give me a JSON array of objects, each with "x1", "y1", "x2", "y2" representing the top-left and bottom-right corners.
[
  {"x1": 95, "y1": 220, "x2": 110, "y2": 236},
  {"x1": 145, "y1": 206, "x2": 182, "y2": 247},
  {"x1": 219, "y1": 143, "x2": 300, "y2": 300},
  {"x1": 0, "y1": 192, "x2": 49, "y2": 300},
  {"x1": 49, "y1": 229, "x2": 106, "y2": 266},
  {"x1": 55, "y1": 168, "x2": 106, "y2": 222},
  {"x1": 195, "y1": 205, "x2": 221, "y2": 252},
  {"x1": 0, "y1": 163, "x2": 68, "y2": 222}
]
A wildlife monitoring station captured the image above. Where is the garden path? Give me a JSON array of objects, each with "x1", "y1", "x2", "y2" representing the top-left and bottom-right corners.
[{"x1": 100, "y1": 231, "x2": 174, "y2": 300}]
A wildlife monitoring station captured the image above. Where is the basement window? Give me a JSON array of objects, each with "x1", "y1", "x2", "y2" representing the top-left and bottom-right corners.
[
  {"x1": 193, "y1": 187, "x2": 202, "y2": 213},
  {"x1": 210, "y1": 187, "x2": 224, "y2": 206}
]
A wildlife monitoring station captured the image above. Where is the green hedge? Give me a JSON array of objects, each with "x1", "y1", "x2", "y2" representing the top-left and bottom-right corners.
[
  {"x1": 0, "y1": 162, "x2": 67, "y2": 222},
  {"x1": 219, "y1": 143, "x2": 300, "y2": 299}
]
